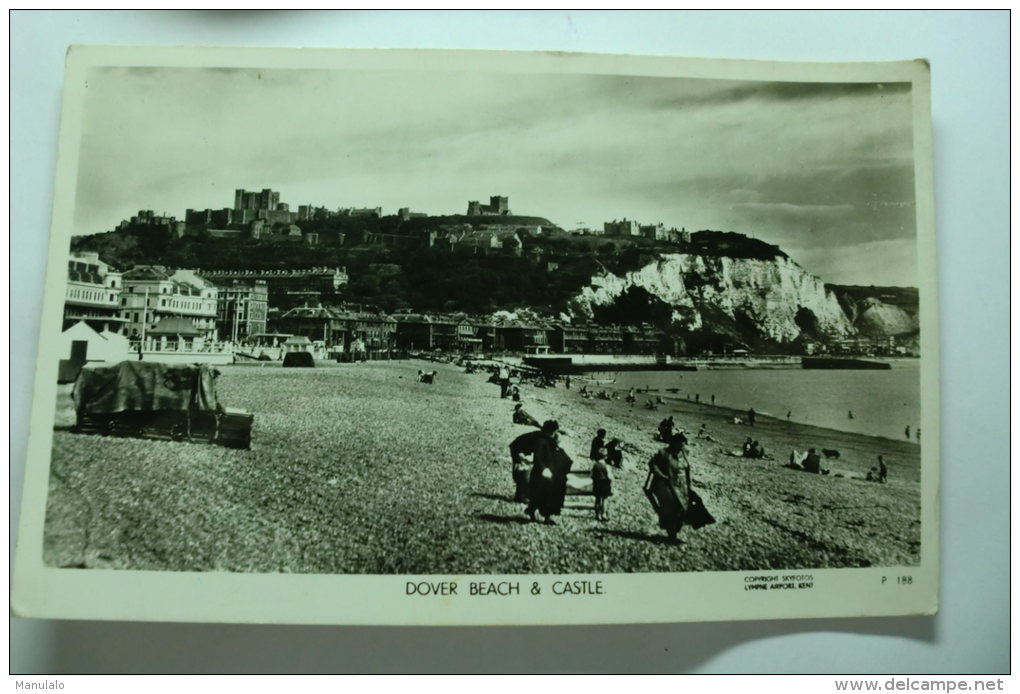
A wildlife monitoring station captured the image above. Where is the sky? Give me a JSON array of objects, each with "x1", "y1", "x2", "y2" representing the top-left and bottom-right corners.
[{"x1": 74, "y1": 66, "x2": 918, "y2": 286}]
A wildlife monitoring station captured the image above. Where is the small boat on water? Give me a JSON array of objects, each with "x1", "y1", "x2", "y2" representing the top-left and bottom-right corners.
[
  {"x1": 575, "y1": 376, "x2": 617, "y2": 385},
  {"x1": 801, "y1": 357, "x2": 891, "y2": 370}
]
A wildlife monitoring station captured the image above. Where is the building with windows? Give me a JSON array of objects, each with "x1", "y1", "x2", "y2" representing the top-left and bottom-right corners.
[
  {"x1": 119, "y1": 266, "x2": 219, "y2": 343},
  {"x1": 198, "y1": 267, "x2": 349, "y2": 310},
  {"x1": 64, "y1": 252, "x2": 126, "y2": 333},
  {"x1": 603, "y1": 219, "x2": 641, "y2": 237},
  {"x1": 271, "y1": 305, "x2": 347, "y2": 350},
  {"x1": 213, "y1": 280, "x2": 269, "y2": 343}
]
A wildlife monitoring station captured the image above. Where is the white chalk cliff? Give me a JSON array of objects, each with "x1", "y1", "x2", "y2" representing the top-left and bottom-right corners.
[
  {"x1": 852, "y1": 297, "x2": 918, "y2": 337},
  {"x1": 572, "y1": 253, "x2": 855, "y2": 344}
]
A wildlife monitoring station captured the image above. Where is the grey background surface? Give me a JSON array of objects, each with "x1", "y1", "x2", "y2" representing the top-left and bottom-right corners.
[{"x1": 10, "y1": 10, "x2": 1009, "y2": 674}]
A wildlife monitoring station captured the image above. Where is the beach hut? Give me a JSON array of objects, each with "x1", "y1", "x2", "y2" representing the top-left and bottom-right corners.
[
  {"x1": 282, "y1": 335, "x2": 313, "y2": 353},
  {"x1": 58, "y1": 321, "x2": 132, "y2": 381}
]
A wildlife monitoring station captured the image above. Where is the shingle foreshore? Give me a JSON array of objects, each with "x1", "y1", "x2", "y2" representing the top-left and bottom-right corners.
[{"x1": 44, "y1": 360, "x2": 922, "y2": 574}]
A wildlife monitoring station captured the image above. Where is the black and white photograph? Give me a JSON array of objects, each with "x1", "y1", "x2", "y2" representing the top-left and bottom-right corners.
[{"x1": 13, "y1": 46, "x2": 938, "y2": 625}]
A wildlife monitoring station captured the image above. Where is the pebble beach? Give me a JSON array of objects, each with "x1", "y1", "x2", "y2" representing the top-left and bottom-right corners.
[{"x1": 44, "y1": 359, "x2": 922, "y2": 574}]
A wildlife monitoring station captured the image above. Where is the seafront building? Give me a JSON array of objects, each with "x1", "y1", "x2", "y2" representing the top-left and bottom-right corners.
[
  {"x1": 271, "y1": 305, "x2": 398, "y2": 354},
  {"x1": 198, "y1": 267, "x2": 349, "y2": 309},
  {"x1": 64, "y1": 252, "x2": 126, "y2": 333},
  {"x1": 119, "y1": 266, "x2": 219, "y2": 344},
  {"x1": 213, "y1": 280, "x2": 269, "y2": 343}
]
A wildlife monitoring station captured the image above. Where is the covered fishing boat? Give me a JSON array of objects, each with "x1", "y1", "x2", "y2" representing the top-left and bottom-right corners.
[{"x1": 72, "y1": 360, "x2": 252, "y2": 449}]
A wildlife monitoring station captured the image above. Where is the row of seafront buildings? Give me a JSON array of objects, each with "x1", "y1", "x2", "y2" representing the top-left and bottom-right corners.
[
  {"x1": 273, "y1": 307, "x2": 669, "y2": 356},
  {"x1": 63, "y1": 252, "x2": 349, "y2": 361},
  {"x1": 63, "y1": 252, "x2": 670, "y2": 363}
]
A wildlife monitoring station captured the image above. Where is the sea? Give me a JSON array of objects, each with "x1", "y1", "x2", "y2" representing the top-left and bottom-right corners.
[{"x1": 605, "y1": 360, "x2": 922, "y2": 442}]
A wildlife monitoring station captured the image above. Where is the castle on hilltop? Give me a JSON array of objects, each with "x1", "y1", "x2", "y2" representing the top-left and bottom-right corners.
[
  {"x1": 185, "y1": 188, "x2": 297, "y2": 228},
  {"x1": 467, "y1": 195, "x2": 511, "y2": 216}
]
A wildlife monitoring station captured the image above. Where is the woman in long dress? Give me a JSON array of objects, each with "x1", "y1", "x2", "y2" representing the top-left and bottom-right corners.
[
  {"x1": 644, "y1": 433, "x2": 693, "y2": 541},
  {"x1": 525, "y1": 420, "x2": 572, "y2": 524}
]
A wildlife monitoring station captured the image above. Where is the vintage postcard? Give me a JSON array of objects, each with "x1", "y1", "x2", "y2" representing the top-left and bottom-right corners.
[{"x1": 12, "y1": 46, "x2": 938, "y2": 625}]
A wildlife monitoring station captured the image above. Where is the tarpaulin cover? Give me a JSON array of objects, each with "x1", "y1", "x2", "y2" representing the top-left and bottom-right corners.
[{"x1": 73, "y1": 361, "x2": 221, "y2": 415}]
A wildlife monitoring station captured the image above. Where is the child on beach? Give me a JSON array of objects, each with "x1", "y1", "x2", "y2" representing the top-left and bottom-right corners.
[
  {"x1": 605, "y1": 438, "x2": 624, "y2": 468},
  {"x1": 590, "y1": 449, "x2": 612, "y2": 521}
]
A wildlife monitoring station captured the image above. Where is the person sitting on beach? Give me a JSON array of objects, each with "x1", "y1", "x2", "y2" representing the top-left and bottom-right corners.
[
  {"x1": 418, "y1": 369, "x2": 437, "y2": 384},
  {"x1": 597, "y1": 390, "x2": 610, "y2": 401},
  {"x1": 590, "y1": 428, "x2": 607, "y2": 461},
  {"x1": 579, "y1": 385, "x2": 589, "y2": 396},
  {"x1": 605, "y1": 438, "x2": 623, "y2": 468},
  {"x1": 801, "y1": 448, "x2": 822, "y2": 474},
  {"x1": 644, "y1": 398, "x2": 658, "y2": 410},
  {"x1": 511, "y1": 385, "x2": 521, "y2": 402},
  {"x1": 693, "y1": 422, "x2": 718, "y2": 444},
  {"x1": 742, "y1": 437, "x2": 754, "y2": 456},
  {"x1": 513, "y1": 403, "x2": 541, "y2": 428},
  {"x1": 746, "y1": 441, "x2": 766, "y2": 459},
  {"x1": 656, "y1": 396, "x2": 665, "y2": 405}
]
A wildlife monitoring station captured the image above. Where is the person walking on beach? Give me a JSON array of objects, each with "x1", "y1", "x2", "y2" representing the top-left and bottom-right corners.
[
  {"x1": 564, "y1": 375, "x2": 571, "y2": 390},
  {"x1": 498, "y1": 365, "x2": 512, "y2": 398},
  {"x1": 525, "y1": 420, "x2": 572, "y2": 524},
  {"x1": 904, "y1": 425, "x2": 911, "y2": 440},
  {"x1": 509, "y1": 428, "x2": 543, "y2": 503},
  {"x1": 590, "y1": 428, "x2": 607, "y2": 461},
  {"x1": 916, "y1": 428, "x2": 921, "y2": 442},
  {"x1": 711, "y1": 394, "x2": 715, "y2": 405},
  {"x1": 786, "y1": 410, "x2": 792, "y2": 420},
  {"x1": 747, "y1": 408, "x2": 756, "y2": 426},
  {"x1": 878, "y1": 455, "x2": 888, "y2": 483},
  {"x1": 644, "y1": 432, "x2": 712, "y2": 543},
  {"x1": 627, "y1": 387, "x2": 636, "y2": 407},
  {"x1": 591, "y1": 452, "x2": 612, "y2": 522}
]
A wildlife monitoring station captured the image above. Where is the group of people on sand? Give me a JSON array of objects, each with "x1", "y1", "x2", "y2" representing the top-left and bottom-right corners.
[
  {"x1": 578, "y1": 385, "x2": 615, "y2": 401},
  {"x1": 741, "y1": 437, "x2": 767, "y2": 459},
  {"x1": 507, "y1": 399, "x2": 714, "y2": 541}
]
